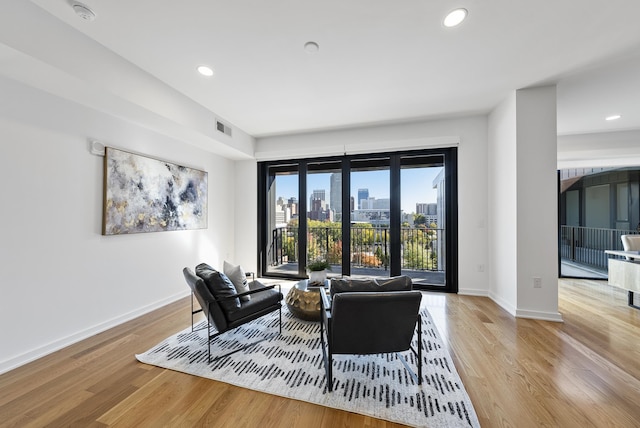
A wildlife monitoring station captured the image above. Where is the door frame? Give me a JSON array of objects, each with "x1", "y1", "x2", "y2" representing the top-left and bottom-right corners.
[{"x1": 257, "y1": 147, "x2": 458, "y2": 292}]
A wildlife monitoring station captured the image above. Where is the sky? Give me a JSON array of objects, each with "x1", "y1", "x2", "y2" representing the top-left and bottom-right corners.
[{"x1": 275, "y1": 166, "x2": 443, "y2": 213}]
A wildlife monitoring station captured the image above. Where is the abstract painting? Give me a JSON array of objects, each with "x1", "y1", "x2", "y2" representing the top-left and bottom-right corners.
[{"x1": 103, "y1": 147, "x2": 208, "y2": 235}]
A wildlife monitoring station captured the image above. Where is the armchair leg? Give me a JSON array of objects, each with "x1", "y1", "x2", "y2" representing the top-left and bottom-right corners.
[
  {"x1": 319, "y1": 317, "x2": 333, "y2": 392},
  {"x1": 328, "y1": 352, "x2": 333, "y2": 392},
  {"x1": 402, "y1": 314, "x2": 423, "y2": 386},
  {"x1": 277, "y1": 285, "x2": 283, "y2": 334},
  {"x1": 208, "y1": 321, "x2": 212, "y2": 363},
  {"x1": 206, "y1": 304, "x2": 283, "y2": 364},
  {"x1": 190, "y1": 293, "x2": 206, "y2": 333},
  {"x1": 417, "y1": 314, "x2": 422, "y2": 384}
]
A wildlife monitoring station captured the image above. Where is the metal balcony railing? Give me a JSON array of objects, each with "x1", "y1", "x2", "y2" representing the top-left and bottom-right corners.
[
  {"x1": 560, "y1": 225, "x2": 640, "y2": 272},
  {"x1": 269, "y1": 226, "x2": 444, "y2": 272},
  {"x1": 271, "y1": 225, "x2": 638, "y2": 277}
]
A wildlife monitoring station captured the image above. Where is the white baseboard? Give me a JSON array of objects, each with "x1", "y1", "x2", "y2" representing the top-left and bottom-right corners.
[
  {"x1": 488, "y1": 291, "x2": 517, "y2": 317},
  {"x1": 487, "y1": 291, "x2": 564, "y2": 322},
  {"x1": 458, "y1": 288, "x2": 489, "y2": 297},
  {"x1": 0, "y1": 290, "x2": 189, "y2": 375},
  {"x1": 515, "y1": 308, "x2": 564, "y2": 322}
]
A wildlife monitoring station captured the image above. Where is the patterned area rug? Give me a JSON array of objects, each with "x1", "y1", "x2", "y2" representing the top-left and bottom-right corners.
[{"x1": 136, "y1": 303, "x2": 480, "y2": 428}]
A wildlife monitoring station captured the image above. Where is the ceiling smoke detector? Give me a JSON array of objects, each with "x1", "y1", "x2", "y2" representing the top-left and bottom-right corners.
[
  {"x1": 304, "y1": 41, "x2": 319, "y2": 53},
  {"x1": 72, "y1": 2, "x2": 96, "y2": 21}
]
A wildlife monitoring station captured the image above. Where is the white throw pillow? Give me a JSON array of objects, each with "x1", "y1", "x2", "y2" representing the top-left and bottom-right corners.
[{"x1": 223, "y1": 261, "x2": 251, "y2": 302}]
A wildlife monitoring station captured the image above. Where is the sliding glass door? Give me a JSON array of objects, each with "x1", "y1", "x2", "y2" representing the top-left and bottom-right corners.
[
  {"x1": 258, "y1": 148, "x2": 458, "y2": 292},
  {"x1": 264, "y1": 164, "x2": 299, "y2": 277},
  {"x1": 307, "y1": 161, "x2": 343, "y2": 276},
  {"x1": 350, "y1": 158, "x2": 391, "y2": 279},
  {"x1": 399, "y1": 155, "x2": 446, "y2": 287}
]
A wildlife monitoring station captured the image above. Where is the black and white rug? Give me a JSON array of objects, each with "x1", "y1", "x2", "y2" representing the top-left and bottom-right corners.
[{"x1": 136, "y1": 304, "x2": 480, "y2": 427}]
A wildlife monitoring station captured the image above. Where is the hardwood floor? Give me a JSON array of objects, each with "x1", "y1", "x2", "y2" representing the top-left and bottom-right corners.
[{"x1": 1, "y1": 278, "x2": 639, "y2": 427}]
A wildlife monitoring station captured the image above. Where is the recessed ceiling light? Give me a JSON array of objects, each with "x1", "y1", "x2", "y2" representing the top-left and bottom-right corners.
[
  {"x1": 443, "y1": 8, "x2": 467, "y2": 27},
  {"x1": 605, "y1": 114, "x2": 621, "y2": 121},
  {"x1": 304, "y1": 41, "x2": 320, "y2": 53},
  {"x1": 197, "y1": 65, "x2": 214, "y2": 77},
  {"x1": 72, "y1": 2, "x2": 96, "y2": 21}
]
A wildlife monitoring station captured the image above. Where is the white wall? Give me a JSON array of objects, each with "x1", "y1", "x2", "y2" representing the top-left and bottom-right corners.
[
  {"x1": 488, "y1": 93, "x2": 518, "y2": 313},
  {"x1": 246, "y1": 115, "x2": 490, "y2": 295},
  {"x1": 0, "y1": 1, "x2": 255, "y2": 161},
  {"x1": 234, "y1": 160, "x2": 259, "y2": 273},
  {"x1": 488, "y1": 87, "x2": 561, "y2": 321},
  {"x1": 0, "y1": 77, "x2": 236, "y2": 374},
  {"x1": 515, "y1": 86, "x2": 560, "y2": 320}
]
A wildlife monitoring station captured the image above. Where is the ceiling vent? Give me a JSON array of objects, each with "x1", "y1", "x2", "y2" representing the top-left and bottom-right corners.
[{"x1": 216, "y1": 120, "x2": 232, "y2": 137}]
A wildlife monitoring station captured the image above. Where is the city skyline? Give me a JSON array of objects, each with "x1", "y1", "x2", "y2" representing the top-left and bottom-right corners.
[{"x1": 275, "y1": 167, "x2": 442, "y2": 214}]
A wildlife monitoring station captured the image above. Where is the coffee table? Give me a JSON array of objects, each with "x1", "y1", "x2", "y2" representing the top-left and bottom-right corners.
[{"x1": 285, "y1": 279, "x2": 330, "y2": 321}]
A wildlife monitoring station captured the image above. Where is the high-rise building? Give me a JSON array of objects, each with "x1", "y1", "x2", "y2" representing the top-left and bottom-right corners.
[
  {"x1": 330, "y1": 173, "x2": 342, "y2": 220},
  {"x1": 288, "y1": 197, "x2": 298, "y2": 217},
  {"x1": 415, "y1": 202, "x2": 438, "y2": 226},
  {"x1": 274, "y1": 198, "x2": 290, "y2": 226},
  {"x1": 309, "y1": 190, "x2": 327, "y2": 221},
  {"x1": 357, "y1": 188, "x2": 369, "y2": 209},
  {"x1": 310, "y1": 189, "x2": 326, "y2": 207},
  {"x1": 416, "y1": 202, "x2": 437, "y2": 215},
  {"x1": 308, "y1": 198, "x2": 324, "y2": 220},
  {"x1": 374, "y1": 198, "x2": 390, "y2": 209},
  {"x1": 283, "y1": 197, "x2": 298, "y2": 217},
  {"x1": 361, "y1": 197, "x2": 389, "y2": 210}
]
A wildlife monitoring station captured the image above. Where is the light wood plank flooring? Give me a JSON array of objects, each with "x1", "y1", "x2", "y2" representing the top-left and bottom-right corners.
[{"x1": 1, "y1": 278, "x2": 639, "y2": 427}]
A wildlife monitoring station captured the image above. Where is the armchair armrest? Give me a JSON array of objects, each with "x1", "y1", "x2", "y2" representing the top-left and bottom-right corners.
[
  {"x1": 319, "y1": 288, "x2": 332, "y2": 342},
  {"x1": 319, "y1": 287, "x2": 331, "y2": 311},
  {"x1": 319, "y1": 287, "x2": 332, "y2": 326},
  {"x1": 215, "y1": 283, "x2": 281, "y2": 301}
]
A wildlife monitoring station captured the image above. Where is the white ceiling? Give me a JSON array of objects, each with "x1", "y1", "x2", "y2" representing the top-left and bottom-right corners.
[{"x1": 18, "y1": 0, "x2": 640, "y2": 138}]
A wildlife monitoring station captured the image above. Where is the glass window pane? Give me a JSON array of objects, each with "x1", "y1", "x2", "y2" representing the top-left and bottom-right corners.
[
  {"x1": 266, "y1": 168, "x2": 299, "y2": 276},
  {"x1": 400, "y1": 156, "x2": 445, "y2": 286},
  {"x1": 307, "y1": 163, "x2": 342, "y2": 276},
  {"x1": 617, "y1": 183, "x2": 629, "y2": 221},
  {"x1": 350, "y1": 161, "x2": 390, "y2": 279}
]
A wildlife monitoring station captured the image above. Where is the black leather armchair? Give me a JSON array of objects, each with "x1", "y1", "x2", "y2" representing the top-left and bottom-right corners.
[
  {"x1": 319, "y1": 276, "x2": 422, "y2": 392},
  {"x1": 183, "y1": 264, "x2": 283, "y2": 362}
]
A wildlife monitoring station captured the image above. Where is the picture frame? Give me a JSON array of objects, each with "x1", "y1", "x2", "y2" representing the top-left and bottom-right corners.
[{"x1": 103, "y1": 147, "x2": 208, "y2": 235}]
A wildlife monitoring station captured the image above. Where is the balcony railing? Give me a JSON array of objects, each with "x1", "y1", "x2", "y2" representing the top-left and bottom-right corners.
[
  {"x1": 269, "y1": 226, "x2": 444, "y2": 272},
  {"x1": 560, "y1": 225, "x2": 639, "y2": 272},
  {"x1": 271, "y1": 225, "x2": 638, "y2": 277}
]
